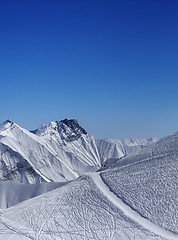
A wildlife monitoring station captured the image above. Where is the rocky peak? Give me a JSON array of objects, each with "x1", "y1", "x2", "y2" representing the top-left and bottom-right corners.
[
  {"x1": 31, "y1": 119, "x2": 87, "y2": 143},
  {"x1": 59, "y1": 119, "x2": 87, "y2": 135},
  {"x1": 0, "y1": 119, "x2": 14, "y2": 132},
  {"x1": 57, "y1": 119, "x2": 87, "y2": 142},
  {"x1": 4, "y1": 119, "x2": 12, "y2": 124}
]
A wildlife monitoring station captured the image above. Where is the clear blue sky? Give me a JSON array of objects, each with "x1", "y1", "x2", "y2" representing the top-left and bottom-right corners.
[{"x1": 0, "y1": 0, "x2": 177, "y2": 138}]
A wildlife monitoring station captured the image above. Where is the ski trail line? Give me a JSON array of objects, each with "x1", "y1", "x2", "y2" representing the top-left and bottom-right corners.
[{"x1": 86, "y1": 172, "x2": 178, "y2": 240}]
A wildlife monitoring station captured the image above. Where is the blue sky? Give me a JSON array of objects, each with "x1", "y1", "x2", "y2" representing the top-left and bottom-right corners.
[{"x1": 0, "y1": 0, "x2": 177, "y2": 138}]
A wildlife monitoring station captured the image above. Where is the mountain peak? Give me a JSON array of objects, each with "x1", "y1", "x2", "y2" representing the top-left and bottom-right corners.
[
  {"x1": 0, "y1": 119, "x2": 15, "y2": 132},
  {"x1": 4, "y1": 119, "x2": 12, "y2": 124},
  {"x1": 61, "y1": 118, "x2": 79, "y2": 126},
  {"x1": 59, "y1": 119, "x2": 87, "y2": 135},
  {"x1": 31, "y1": 118, "x2": 87, "y2": 142}
]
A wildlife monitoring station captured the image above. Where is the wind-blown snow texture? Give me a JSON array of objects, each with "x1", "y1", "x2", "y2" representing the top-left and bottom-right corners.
[
  {"x1": 0, "y1": 119, "x2": 157, "y2": 184},
  {"x1": 0, "y1": 127, "x2": 177, "y2": 239}
]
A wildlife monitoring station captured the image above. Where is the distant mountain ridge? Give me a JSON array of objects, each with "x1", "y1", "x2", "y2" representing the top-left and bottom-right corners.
[{"x1": 0, "y1": 119, "x2": 158, "y2": 184}]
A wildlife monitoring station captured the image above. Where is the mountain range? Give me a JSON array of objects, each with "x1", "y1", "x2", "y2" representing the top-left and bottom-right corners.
[{"x1": 0, "y1": 119, "x2": 157, "y2": 184}]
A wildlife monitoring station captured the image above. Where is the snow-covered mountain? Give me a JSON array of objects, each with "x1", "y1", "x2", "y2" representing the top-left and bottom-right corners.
[
  {"x1": 0, "y1": 119, "x2": 158, "y2": 184},
  {"x1": 0, "y1": 131, "x2": 177, "y2": 240}
]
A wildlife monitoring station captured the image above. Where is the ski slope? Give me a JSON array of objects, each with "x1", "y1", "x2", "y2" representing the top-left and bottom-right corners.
[
  {"x1": 101, "y1": 132, "x2": 178, "y2": 233},
  {"x1": 87, "y1": 172, "x2": 178, "y2": 240},
  {"x1": 0, "y1": 175, "x2": 169, "y2": 240}
]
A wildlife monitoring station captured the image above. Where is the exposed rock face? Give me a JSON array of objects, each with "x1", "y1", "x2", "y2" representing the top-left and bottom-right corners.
[{"x1": 58, "y1": 119, "x2": 87, "y2": 142}]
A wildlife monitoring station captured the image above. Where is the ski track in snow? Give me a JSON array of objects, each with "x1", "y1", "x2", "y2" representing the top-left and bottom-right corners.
[
  {"x1": 86, "y1": 172, "x2": 178, "y2": 240},
  {"x1": 0, "y1": 173, "x2": 175, "y2": 240},
  {"x1": 0, "y1": 185, "x2": 66, "y2": 240}
]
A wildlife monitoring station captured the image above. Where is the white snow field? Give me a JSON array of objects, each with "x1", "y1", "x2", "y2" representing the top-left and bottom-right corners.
[
  {"x1": 0, "y1": 119, "x2": 157, "y2": 184},
  {"x1": 0, "y1": 175, "x2": 172, "y2": 240},
  {"x1": 0, "y1": 131, "x2": 177, "y2": 240}
]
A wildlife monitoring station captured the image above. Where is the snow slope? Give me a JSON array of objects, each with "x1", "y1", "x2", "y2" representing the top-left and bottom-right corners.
[
  {"x1": 0, "y1": 175, "x2": 170, "y2": 240},
  {"x1": 87, "y1": 172, "x2": 177, "y2": 240},
  {"x1": 0, "y1": 131, "x2": 177, "y2": 240},
  {"x1": 0, "y1": 119, "x2": 158, "y2": 184}
]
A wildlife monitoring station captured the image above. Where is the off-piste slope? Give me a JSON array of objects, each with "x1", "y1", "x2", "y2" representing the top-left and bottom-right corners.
[
  {"x1": 101, "y1": 132, "x2": 178, "y2": 234},
  {"x1": 0, "y1": 119, "x2": 157, "y2": 184},
  {"x1": 0, "y1": 132, "x2": 177, "y2": 240},
  {"x1": 0, "y1": 175, "x2": 170, "y2": 240}
]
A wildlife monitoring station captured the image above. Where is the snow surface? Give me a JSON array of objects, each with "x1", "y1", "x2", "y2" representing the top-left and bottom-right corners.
[
  {"x1": 101, "y1": 132, "x2": 178, "y2": 234},
  {"x1": 87, "y1": 172, "x2": 178, "y2": 240},
  {"x1": 0, "y1": 175, "x2": 170, "y2": 240}
]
